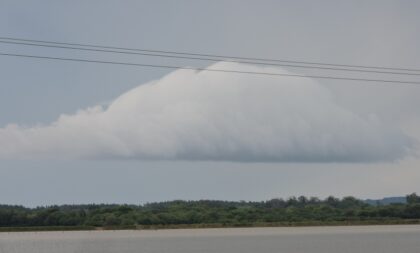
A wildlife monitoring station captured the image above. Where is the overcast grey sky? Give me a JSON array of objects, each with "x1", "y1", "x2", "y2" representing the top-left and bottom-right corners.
[{"x1": 1, "y1": 0, "x2": 420, "y2": 206}]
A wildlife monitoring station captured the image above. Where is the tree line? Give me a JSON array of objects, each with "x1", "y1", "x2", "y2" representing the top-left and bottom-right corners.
[{"x1": 1, "y1": 193, "x2": 419, "y2": 228}]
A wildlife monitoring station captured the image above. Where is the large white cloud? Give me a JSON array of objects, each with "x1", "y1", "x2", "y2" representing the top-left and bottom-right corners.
[{"x1": 0, "y1": 62, "x2": 414, "y2": 162}]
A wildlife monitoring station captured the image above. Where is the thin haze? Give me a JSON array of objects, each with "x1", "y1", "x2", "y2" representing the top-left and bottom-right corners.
[{"x1": 0, "y1": 0, "x2": 420, "y2": 206}]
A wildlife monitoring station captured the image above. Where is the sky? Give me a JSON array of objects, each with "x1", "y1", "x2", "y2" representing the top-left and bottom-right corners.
[{"x1": 0, "y1": 0, "x2": 420, "y2": 206}]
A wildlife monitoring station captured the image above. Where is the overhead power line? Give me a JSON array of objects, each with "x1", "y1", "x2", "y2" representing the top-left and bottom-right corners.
[
  {"x1": 1, "y1": 52, "x2": 420, "y2": 85},
  {"x1": 1, "y1": 36, "x2": 420, "y2": 73},
  {"x1": 0, "y1": 39, "x2": 419, "y2": 76}
]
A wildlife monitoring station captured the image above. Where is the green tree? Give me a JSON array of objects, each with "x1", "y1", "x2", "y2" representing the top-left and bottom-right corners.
[{"x1": 406, "y1": 193, "x2": 419, "y2": 204}]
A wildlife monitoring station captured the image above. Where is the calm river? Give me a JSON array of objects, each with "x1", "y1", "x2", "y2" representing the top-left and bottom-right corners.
[{"x1": 1, "y1": 225, "x2": 420, "y2": 253}]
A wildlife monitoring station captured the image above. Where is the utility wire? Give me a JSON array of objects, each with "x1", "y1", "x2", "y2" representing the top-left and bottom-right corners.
[
  {"x1": 0, "y1": 39, "x2": 419, "y2": 76},
  {"x1": 1, "y1": 36, "x2": 420, "y2": 73},
  {"x1": 1, "y1": 52, "x2": 420, "y2": 85}
]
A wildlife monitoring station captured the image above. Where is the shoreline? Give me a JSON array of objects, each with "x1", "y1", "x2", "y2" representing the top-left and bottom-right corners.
[{"x1": 2, "y1": 219, "x2": 420, "y2": 233}]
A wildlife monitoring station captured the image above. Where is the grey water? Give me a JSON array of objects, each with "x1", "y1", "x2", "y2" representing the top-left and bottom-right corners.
[{"x1": 1, "y1": 225, "x2": 420, "y2": 253}]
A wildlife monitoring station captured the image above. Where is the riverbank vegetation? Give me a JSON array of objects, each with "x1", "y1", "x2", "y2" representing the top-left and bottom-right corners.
[{"x1": 1, "y1": 193, "x2": 419, "y2": 231}]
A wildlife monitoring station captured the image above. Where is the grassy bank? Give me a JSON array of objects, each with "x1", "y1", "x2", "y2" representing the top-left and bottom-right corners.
[
  {"x1": 2, "y1": 219, "x2": 420, "y2": 232},
  {"x1": 0, "y1": 226, "x2": 96, "y2": 232}
]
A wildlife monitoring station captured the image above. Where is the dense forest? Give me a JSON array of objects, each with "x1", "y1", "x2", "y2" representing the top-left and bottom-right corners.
[{"x1": 1, "y1": 193, "x2": 420, "y2": 229}]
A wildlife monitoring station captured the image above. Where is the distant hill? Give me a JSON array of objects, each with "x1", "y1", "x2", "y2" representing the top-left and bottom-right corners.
[{"x1": 364, "y1": 197, "x2": 406, "y2": 206}]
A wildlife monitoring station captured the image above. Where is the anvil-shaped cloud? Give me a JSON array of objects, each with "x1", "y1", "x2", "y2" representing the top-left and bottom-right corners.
[{"x1": 0, "y1": 62, "x2": 414, "y2": 162}]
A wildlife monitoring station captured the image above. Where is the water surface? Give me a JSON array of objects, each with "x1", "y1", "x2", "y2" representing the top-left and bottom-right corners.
[{"x1": 1, "y1": 225, "x2": 420, "y2": 253}]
